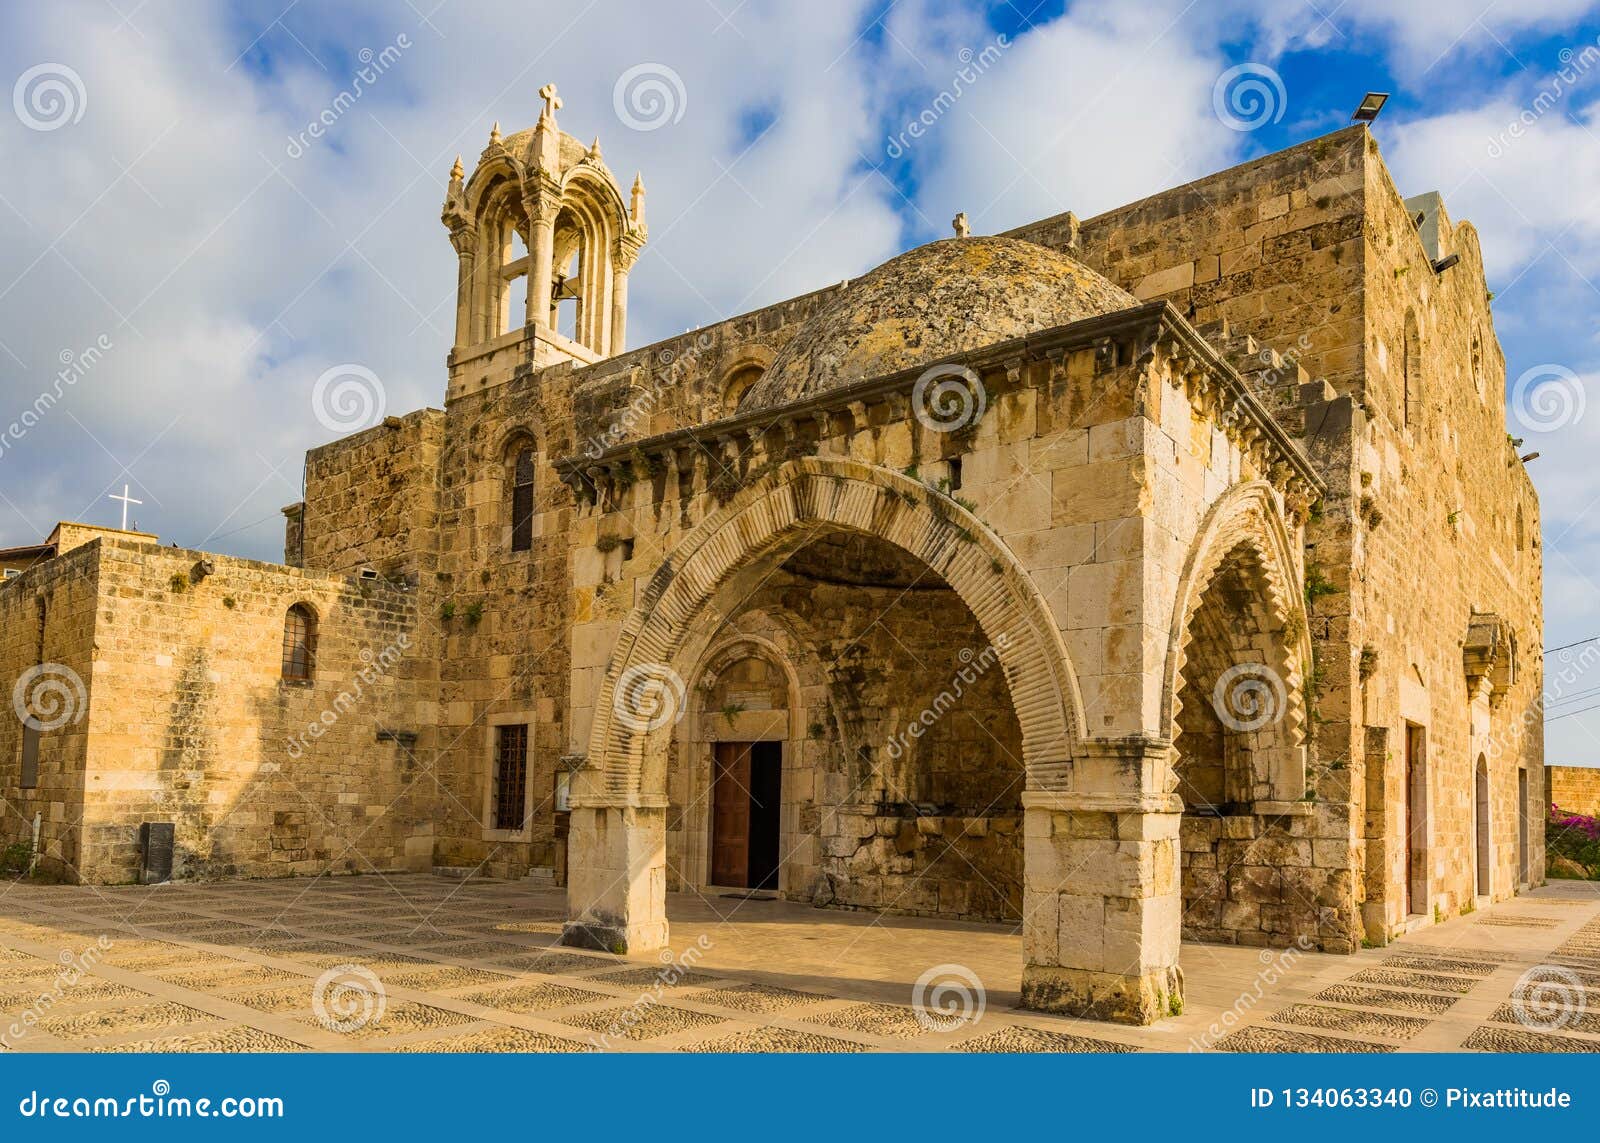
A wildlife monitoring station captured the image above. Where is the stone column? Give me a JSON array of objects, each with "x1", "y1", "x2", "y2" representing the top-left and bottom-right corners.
[
  {"x1": 1019, "y1": 738, "x2": 1184, "y2": 1025},
  {"x1": 561, "y1": 801, "x2": 670, "y2": 954},
  {"x1": 524, "y1": 181, "x2": 561, "y2": 331},
  {"x1": 610, "y1": 235, "x2": 643, "y2": 356},
  {"x1": 448, "y1": 227, "x2": 476, "y2": 349}
]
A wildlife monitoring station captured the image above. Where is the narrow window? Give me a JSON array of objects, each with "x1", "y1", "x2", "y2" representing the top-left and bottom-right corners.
[
  {"x1": 20, "y1": 720, "x2": 40, "y2": 789},
  {"x1": 1402, "y1": 310, "x2": 1420, "y2": 428},
  {"x1": 494, "y1": 724, "x2": 529, "y2": 831},
  {"x1": 281, "y1": 604, "x2": 317, "y2": 682},
  {"x1": 510, "y1": 446, "x2": 536, "y2": 552}
]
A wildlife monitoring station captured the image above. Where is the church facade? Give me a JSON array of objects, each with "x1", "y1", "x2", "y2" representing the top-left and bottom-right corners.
[{"x1": 1, "y1": 88, "x2": 1544, "y2": 1024}]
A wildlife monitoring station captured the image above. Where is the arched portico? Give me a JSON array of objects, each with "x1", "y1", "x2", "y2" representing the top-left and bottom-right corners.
[
  {"x1": 1161, "y1": 482, "x2": 1319, "y2": 949},
  {"x1": 562, "y1": 456, "x2": 1204, "y2": 1023}
]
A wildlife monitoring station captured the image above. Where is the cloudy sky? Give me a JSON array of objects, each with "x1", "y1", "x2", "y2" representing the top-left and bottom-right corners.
[{"x1": 2, "y1": 0, "x2": 1599, "y2": 758}]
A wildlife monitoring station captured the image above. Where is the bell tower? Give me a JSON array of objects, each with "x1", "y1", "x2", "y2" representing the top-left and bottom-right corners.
[{"x1": 441, "y1": 83, "x2": 647, "y2": 366}]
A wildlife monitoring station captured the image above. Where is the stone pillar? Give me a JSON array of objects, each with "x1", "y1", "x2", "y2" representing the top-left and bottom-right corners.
[
  {"x1": 524, "y1": 182, "x2": 561, "y2": 331},
  {"x1": 448, "y1": 228, "x2": 475, "y2": 349},
  {"x1": 561, "y1": 802, "x2": 669, "y2": 954},
  {"x1": 609, "y1": 264, "x2": 630, "y2": 355},
  {"x1": 1019, "y1": 784, "x2": 1184, "y2": 1025},
  {"x1": 610, "y1": 235, "x2": 642, "y2": 356}
]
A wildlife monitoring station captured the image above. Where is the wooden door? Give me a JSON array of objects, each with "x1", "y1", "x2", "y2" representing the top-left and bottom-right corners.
[
  {"x1": 711, "y1": 742, "x2": 752, "y2": 887},
  {"x1": 1403, "y1": 729, "x2": 1416, "y2": 915}
]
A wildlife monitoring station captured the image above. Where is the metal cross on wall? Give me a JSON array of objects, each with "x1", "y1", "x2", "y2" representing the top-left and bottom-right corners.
[{"x1": 110, "y1": 484, "x2": 142, "y2": 531}]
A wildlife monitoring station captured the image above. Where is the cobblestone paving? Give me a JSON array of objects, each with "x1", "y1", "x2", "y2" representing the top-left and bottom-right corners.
[{"x1": 0, "y1": 874, "x2": 1596, "y2": 1053}]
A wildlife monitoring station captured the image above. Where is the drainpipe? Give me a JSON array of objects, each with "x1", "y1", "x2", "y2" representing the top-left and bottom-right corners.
[{"x1": 29, "y1": 813, "x2": 40, "y2": 876}]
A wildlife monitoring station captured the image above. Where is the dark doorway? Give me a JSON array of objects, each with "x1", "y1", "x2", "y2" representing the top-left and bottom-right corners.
[
  {"x1": 1475, "y1": 755, "x2": 1491, "y2": 897},
  {"x1": 1517, "y1": 766, "x2": 1530, "y2": 887},
  {"x1": 1404, "y1": 724, "x2": 1428, "y2": 916},
  {"x1": 710, "y1": 741, "x2": 782, "y2": 889}
]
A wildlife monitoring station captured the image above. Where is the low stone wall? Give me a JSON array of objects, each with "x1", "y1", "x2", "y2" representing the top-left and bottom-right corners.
[
  {"x1": 814, "y1": 810, "x2": 1022, "y2": 922},
  {"x1": 1550, "y1": 765, "x2": 1600, "y2": 817}
]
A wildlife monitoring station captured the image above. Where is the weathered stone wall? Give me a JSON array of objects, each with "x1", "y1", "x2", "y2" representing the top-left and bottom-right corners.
[
  {"x1": 1550, "y1": 765, "x2": 1600, "y2": 816},
  {"x1": 1355, "y1": 140, "x2": 1543, "y2": 930},
  {"x1": 72, "y1": 539, "x2": 430, "y2": 884},
  {"x1": 1013, "y1": 126, "x2": 1541, "y2": 943},
  {"x1": 300, "y1": 408, "x2": 445, "y2": 579},
  {"x1": 423, "y1": 357, "x2": 581, "y2": 878},
  {"x1": 0, "y1": 543, "x2": 100, "y2": 878}
]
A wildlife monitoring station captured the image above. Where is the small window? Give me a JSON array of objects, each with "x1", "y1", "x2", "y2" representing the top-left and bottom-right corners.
[
  {"x1": 722, "y1": 364, "x2": 764, "y2": 413},
  {"x1": 510, "y1": 445, "x2": 536, "y2": 553},
  {"x1": 281, "y1": 604, "x2": 317, "y2": 682},
  {"x1": 1402, "y1": 310, "x2": 1420, "y2": 428},
  {"x1": 20, "y1": 720, "x2": 40, "y2": 789},
  {"x1": 493, "y1": 724, "x2": 529, "y2": 831},
  {"x1": 1471, "y1": 328, "x2": 1485, "y2": 398}
]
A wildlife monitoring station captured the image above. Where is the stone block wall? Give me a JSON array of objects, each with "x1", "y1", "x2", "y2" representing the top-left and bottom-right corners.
[
  {"x1": 1549, "y1": 765, "x2": 1600, "y2": 817},
  {"x1": 1355, "y1": 140, "x2": 1543, "y2": 930},
  {"x1": 72, "y1": 539, "x2": 430, "y2": 883},
  {"x1": 0, "y1": 543, "x2": 100, "y2": 877},
  {"x1": 301, "y1": 408, "x2": 445, "y2": 580}
]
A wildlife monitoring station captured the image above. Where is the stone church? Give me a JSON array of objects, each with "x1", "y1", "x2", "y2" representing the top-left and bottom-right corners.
[{"x1": 1, "y1": 87, "x2": 1544, "y2": 1023}]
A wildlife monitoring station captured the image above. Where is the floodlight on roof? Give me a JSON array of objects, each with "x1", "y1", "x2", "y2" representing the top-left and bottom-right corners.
[{"x1": 1351, "y1": 92, "x2": 1389, "y2": 123}]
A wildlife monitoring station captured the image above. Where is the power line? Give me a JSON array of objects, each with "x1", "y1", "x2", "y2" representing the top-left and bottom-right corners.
[{"x1": 1545, "y1": 635, "x2": 1600, "y2": 656}]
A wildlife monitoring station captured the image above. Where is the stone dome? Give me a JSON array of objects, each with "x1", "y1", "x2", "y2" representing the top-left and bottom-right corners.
[{"x1": 737, "y1": 236, "x2": 1138, "y2": 412}]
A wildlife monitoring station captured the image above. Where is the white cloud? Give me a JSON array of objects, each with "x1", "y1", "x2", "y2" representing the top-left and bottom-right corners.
[{"x1": 890, "y1": 3, "x2": 1241, "y2": 234}]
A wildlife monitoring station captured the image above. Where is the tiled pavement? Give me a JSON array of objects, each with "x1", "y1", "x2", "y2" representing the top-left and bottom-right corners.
[{"x1": 0, "y1": 873, "x2": 1596, "y2": 1053}]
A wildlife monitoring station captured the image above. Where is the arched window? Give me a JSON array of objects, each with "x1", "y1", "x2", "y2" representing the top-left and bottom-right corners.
[
  {"x1": 281, "y1": 604, "x2": 317, "y2": 682},
  {"x1": 1402, "y1": 310, "x2": 1420, "y2": 428},
  {"x1": 510, "y1": 443, "x2": 537, "y2": 552},
  {"x1": 722, "y1": 364, "x2": 764, "y2": 413}
]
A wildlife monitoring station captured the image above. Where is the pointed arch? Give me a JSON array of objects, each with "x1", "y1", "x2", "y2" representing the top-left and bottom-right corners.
[
  {"x1": 578, "y1": 457, "x2": 1085, "y2": 804},
  {"x1": 1160, "y1": 480, "x2": 1310, "y2": 802}
]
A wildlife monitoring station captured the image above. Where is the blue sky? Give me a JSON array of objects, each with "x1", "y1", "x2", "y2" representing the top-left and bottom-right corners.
[{"x1": 2, "y1": 0, "x2": 1599, "y2": 757}]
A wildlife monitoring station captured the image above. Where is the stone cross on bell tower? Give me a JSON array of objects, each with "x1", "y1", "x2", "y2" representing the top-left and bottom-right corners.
[{"x1": 538, "y1": 82, "x2": 562, "y2": 125}]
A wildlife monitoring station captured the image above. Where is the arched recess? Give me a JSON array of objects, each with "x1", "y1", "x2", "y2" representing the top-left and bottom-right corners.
[
  {"x1": 718, "y1": 348, "x2": 773, "y2": 414},
  {"x1": 579, "y1": 456, "x2": 1084, "y2": 807},
  {"x1": 673, "y1": 626, "x2": 810, "y2": 893},
  {"x1": 1160, "y1": 481, "x2": 1311, "y2": 805}
]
